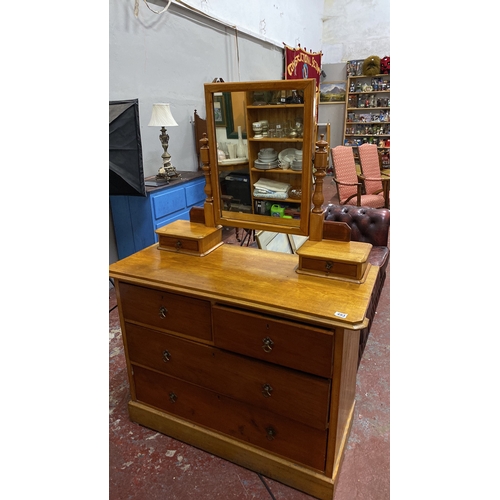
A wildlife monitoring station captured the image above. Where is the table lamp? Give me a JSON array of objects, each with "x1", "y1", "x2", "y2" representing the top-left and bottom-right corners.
[{"x1": 148, "y1": 103, "x2": 181, "y2": 181}]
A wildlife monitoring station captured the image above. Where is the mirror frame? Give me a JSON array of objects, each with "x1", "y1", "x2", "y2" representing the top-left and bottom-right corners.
[{"x1": 203, "y1": 79, "x2": 317, "y2": 237}]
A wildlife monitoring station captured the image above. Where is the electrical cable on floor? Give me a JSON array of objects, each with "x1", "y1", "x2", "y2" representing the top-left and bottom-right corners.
[{"x1": 257, "y1": 474, "x2": 276, "y2": 500}]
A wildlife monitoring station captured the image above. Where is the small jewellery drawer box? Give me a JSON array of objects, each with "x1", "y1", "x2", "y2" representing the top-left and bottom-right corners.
[
  {"x1": 155, "y1": 220, "x2": 223, "y2": 256},
  {"x1": 296, "y1": 239, "x2": 372, "y2": 283}
]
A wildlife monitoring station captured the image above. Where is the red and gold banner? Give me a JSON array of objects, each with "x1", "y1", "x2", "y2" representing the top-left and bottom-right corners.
[{"x1": 284, "y1": 44, "x2": 322, "y2": 92}]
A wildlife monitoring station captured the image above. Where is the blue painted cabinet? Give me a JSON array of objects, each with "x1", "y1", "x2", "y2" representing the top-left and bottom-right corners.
[{"x1": 110, "y1": 172, "x2": 206, "y2": 260}]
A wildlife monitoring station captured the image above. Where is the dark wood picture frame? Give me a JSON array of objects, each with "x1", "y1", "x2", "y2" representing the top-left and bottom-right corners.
[
  {"x1": 213, "y1": 95, "x2": 227, "y2": 127},
  {"x1": 223, "y1": 92, "x2": 247, "y2": 139}
]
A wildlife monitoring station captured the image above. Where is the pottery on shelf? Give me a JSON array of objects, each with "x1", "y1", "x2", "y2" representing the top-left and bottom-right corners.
[{"x1": 237, "y1": 126, "x2": 246, "y2": 158}]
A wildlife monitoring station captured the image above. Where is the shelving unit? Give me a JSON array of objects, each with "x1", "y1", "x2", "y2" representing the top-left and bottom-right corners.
[
  {"x1": 343, "y1": 73, "x2": 390, "y2": 167},
  {"x1": 243, "y1": 81, "x2": 315, "y2": 221}
]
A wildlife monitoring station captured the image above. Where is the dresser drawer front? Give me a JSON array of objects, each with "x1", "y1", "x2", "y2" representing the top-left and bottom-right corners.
[
  {"x1": 184, "y1": 178, "x2": 205, "y2": 206},
  {"x1": 119, "y1": 283, "x2": 212, "y2": 341},
  {"x1": 157, "y1": 234, "x2": 200, "y2": 252},
  {"x1": 133, "y1": 365, "x2": 328, "y2": 471},
  {"x1": 300, "y1": 257, "x2": 366, "y2": 280},
  {"x1": 126, "y1": 323, "x2": 330, "y2": 430},
  {"x1": 213, "y1": 305, "x2": 334, "y2": 378}
]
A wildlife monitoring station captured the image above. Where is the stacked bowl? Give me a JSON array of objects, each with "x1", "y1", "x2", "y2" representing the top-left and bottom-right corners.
[
  {"x1": 254, "y1": 148, "x2": 279, "y2": 170},
  {"x1": 291, "y1": 149, "x2": 303, "y2": 171}
]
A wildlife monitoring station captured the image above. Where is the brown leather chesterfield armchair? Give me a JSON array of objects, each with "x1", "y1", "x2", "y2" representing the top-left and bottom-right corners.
[{"x1": 323, "y1": 204, "x2": 390, "y2": 364}]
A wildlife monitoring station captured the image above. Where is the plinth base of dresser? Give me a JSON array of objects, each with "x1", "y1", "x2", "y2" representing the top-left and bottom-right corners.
[{"x1": 128, "y1": 400, "x2": 356, "y2": 500}]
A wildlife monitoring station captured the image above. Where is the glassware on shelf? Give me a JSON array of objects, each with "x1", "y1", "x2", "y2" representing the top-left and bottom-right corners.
[
  {"x1": 290, "y1": 90, "x2": 303, "y2": 103},
  {"x1": 217, "y1": 143, "x2": 227, "y2": 162},
  {"x1": 260, "y1": 120, "x2": 269, "y2": 137}
]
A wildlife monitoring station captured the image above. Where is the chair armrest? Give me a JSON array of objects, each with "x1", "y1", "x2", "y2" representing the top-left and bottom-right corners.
[
  {"x1": 332, "y1": 176, "x2": 362, "y2": 187},
  {"x1": 358, "y1": 174, "x2": 387, "y2": 183}
]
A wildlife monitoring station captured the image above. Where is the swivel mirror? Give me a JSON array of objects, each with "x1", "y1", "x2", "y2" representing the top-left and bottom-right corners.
[{"x1": 203, "y1": 79, "x2": 317, "y2": 236}]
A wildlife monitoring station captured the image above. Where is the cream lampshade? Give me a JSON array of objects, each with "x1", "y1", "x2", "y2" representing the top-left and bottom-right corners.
[
  {"x1": 148, "y1": 103, "x2": 180, "y2": 181},
  {"x1": 148, "y1": 103, "x2": 179, "y2": 127}
]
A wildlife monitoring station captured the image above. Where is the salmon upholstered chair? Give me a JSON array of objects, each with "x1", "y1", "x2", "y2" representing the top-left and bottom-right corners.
[
  {"x1": 358, "y1": 143, "x2": 389, "y2": 208},
  {"x1": 330, "y1": 146, "x2": 385, "y2": 208}
]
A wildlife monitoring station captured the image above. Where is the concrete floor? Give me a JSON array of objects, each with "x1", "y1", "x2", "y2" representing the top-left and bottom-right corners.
[{"x1": 109, "y1": 178, "x2": 390, "y2": 499}]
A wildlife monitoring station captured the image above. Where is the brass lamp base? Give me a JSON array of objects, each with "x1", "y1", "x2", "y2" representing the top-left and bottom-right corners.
[
  {"x1": 157, "y1": 126, "x2": 182, "y2": 182},
  {"x1": 156, "y1": 165, "x2": 181, "y2": 182}
]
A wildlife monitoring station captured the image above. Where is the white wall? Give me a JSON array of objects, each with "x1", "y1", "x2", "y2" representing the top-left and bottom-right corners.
[
  {"x1": 321, "y1": 0, "x2": 390, "y2": 63},
  {"x1": 317, "y1": 62, "x2": 348, "y2": 168},
  {"x1": 110, "y1": 0, "x2": 326, "y2": 178},
  {"x1": 175, "y1": 0, "x2": 325, "y2": 50},
  {"x1": 110, "y1": 0, "x2": 389, "y2": 179}
]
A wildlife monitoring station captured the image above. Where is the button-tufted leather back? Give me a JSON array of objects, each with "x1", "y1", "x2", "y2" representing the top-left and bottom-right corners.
[{"x1": 324, "y1": 204, "x2": 390, "y2": 247}]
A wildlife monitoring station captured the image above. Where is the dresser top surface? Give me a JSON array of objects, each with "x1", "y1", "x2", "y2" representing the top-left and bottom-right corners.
[
  {"x1": 144, "y1": 171, "x2": 204, "y2": 193},
  {"x1": 297, "y1": 239, "x2": 372, "y2": 263},
  {"x1": 109, "y1": 242, "x2": 378, "y2": 329}
]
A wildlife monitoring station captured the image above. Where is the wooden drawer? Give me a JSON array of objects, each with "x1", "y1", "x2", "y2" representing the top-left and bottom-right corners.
[
  {"x1": 133, "y1": 365, "x2": 328, "y2": 471},
  {"x1": 184, "y1": 177, "x2": 205, "y2": 206},
  {"x1": 155, "y1": 220, "x2": 223, "y2": 257},
  {"x1": 119, "y1": 283, "x2": 212, "y2": 341},
  {"x1": 300, "y1": 257, "x2": 365, "y2": 279},
  {"x1": 152, "y1": 185, "x2": 186, "y2": 220},
  {"x1": 296, "y1": 239, "x2": 371, "y2": 283},
  {"x1": 126, "y1": 323, "x2": 330, "y2": 430},
  {"x1": 213, "y1": 305, "x2": 334, "y2": 378}
]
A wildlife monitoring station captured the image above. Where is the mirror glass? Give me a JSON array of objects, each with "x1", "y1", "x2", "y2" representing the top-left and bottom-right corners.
[
  {"x1": 224, "y1": 92, "x2": 246, "y2": 139},
  {"x1": 204, "y1": 80, "x2": 316, "y2": 236}
]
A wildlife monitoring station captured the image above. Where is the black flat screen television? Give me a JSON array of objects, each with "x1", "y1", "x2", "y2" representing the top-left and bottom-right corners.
[{"x1": 109, "y1": 99, "x2": 146, "y2": 196}]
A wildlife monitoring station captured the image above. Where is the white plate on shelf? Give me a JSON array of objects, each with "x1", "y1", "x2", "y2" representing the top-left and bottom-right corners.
[
  {"x1": 218, "y1": 157, "x2": 248, "y2": 165},
  {"x1": 254, "y1": 160, "x2": 279, "y2": 170}
]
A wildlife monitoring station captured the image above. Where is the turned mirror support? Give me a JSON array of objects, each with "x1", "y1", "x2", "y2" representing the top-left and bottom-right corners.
[
  {"x1": 309, "y1": 135, "x2": 329, "y2": 241},
  {"x1": 200, "y1": 133, "x2": 216, "y2": 227}
]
